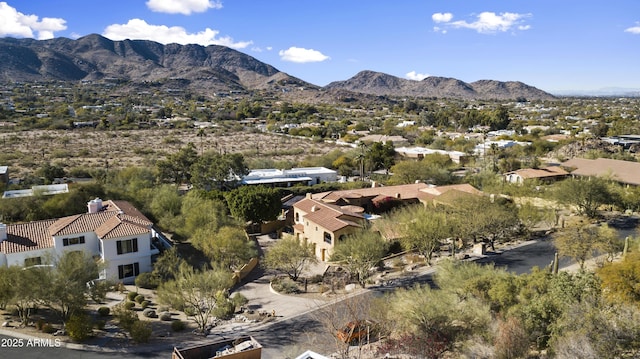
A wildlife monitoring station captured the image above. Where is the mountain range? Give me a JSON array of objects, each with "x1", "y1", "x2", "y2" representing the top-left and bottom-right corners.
[{"x1": 0, "y1": 34, "x2": 555, "y2": 101}]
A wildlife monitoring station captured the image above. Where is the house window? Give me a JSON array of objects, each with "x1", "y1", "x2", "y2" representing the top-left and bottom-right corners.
[
  {"x1": 63, "y1": 236, "x2": 85, "y2": 246},
  {"x1": 24, "y1": 257, "x2": 42, "y2": 267},
  {"x1": 117, "y1": 238, "x2": 138, "y2": 255},
  {"x1": 324, "y1": 232, "x2": 332, "y2": 244},
  {"x1": 118, "y1": 263, "x2": 140, "y2": 279},
  {"x1": 295, "y1": 212, "x2": 300, "y2": 222}
]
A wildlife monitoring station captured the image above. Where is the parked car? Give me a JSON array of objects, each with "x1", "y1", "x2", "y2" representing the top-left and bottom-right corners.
[{"x1": 337, "y1": 320, "x2": 376, "y2": 344}]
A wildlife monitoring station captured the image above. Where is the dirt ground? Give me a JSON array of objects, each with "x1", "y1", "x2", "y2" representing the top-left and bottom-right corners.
[{"x1": 0, "y1": 128, "x2": 341, "y2": 180}]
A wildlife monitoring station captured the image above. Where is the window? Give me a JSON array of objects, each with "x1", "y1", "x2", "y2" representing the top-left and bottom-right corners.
[
  {"x1": 24, "y1": 257, "x2": 42, "y2": 267},
  {"x1": 118, "y1": 263, "x2": 140, "y2": 279},
  {"x1": 324, "y1": 232, "x2": 332, "y2": 244},
  {"x1": 63, "y1": 236, "x2": 85, "y2": 246},
  {"x1": 295, "y1": 212, "x2": 300, "y2": 222},
  {"x1": 116, "y1": 238, "x2": 138, "y2": 255}
]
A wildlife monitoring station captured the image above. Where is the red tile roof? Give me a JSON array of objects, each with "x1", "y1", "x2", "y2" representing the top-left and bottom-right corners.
[
  {"x1": 1, "y1": 200, "x2": 152, "y2": 254},
  {"x1": 313, "y1": 183, "x2": 429, "y2": 202},
  {"x1": 294, "y1": 198, "x2": 364, "y2": 232}
]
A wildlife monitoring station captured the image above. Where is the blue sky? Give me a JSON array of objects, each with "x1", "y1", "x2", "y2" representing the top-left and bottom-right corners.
[{"x1": 1, "y1": 0, "x2": 639, "y2": 92}]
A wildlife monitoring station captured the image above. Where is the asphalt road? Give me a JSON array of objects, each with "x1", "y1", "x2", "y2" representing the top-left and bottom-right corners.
[{"x1": 0, "y1": 239, "x2": 567, "y2": 359}]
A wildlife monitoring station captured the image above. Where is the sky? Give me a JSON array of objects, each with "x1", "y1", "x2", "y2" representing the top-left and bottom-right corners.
[{"x1": 1, "y1": 0, "x2": 639, "y2": 93}]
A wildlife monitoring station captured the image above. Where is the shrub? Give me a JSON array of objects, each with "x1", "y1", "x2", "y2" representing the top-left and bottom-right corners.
[
  {"x1": 124, "y1": 301, "x2": 136, "y2": 310},
  {"x1": 130, "y1": 321, "x2": 152, "y2": 343},
  {"x1": 171, "y1": 320, "x2": 186, "y2": 332},
  {"x1": 140, "y1": 300, "x2": 150, "y2": 309},
  {"x1": 97, "y1": 306, "x2": 111, "y2": 317},
  {"x1": 142, "y1": 308, "x2": 157, "y2": 318},
  {"x1": 158, "y1": 305, "x2": 170, "y2": 312},
  {"x1": 231, "y1": 293, "x2": 248, "y2": 311},
  {"x1": 94, "y1": 320, "x2": 106, "y2": 330},
  {"x1": 135, "y1": 272, "x2": 158, "y2": 289},
  {"x1": 66, "y1": 313, "x2": 93, "y2": 342},
  {"x1": 272, "y1": 277, "x2": 300, "y2": 294},
  {"x1": 35, "y1": 318, "x2": 45, "y2": 331},
  {"x1": 160, "y1": 312, "x2": 172, "y2": 321},
  {"x1": 42, "y1": 323, "x2": 56, "y2": 334},
  {"x1": 134, "y1": 294, "x2": 145, "y2": 304},
  {"x1": 113, "y1": 304, "x2": 139, "y2": 331},
  {"x1": 183, "y1": 306, "x2": 198, "y2": 316},
  {"x1": 127, "y1": 291, "x2": 139, "y2": 301}
]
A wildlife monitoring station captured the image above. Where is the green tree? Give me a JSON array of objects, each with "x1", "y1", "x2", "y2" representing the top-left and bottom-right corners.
[
  {"x1": 554, "y1": 218, "x2": 622, "y2": 271},
  {"x1": 156, "y1": 143, "x2": 198, "y2": 184},
  {"x1": 43, "y1": 251, "x2": 101, "y2": 322},
  {"x1": 367, "y1": 141, "x2": 396, "y2": 172},
  {"x1": 598, "y1": 251, "x2": 640, "y2": 304},
  {"x1": 191, "y1": 226, "x2": 258, "y2": 270},
  {"x1": 391, "y1": 205, "x2": 451, "y2": 265},
  {"x1": 554, "y1": 177, "x2": 612, "y2": 218},
  {"x1": 190, "y1": 152, "x2": 248, "y2": 190},
  {"x1": 225, "y1": 185, "x2": 281, "y2": 223},
  {"x1": 152, "y1": 247, "x2": 187, "y2": 282},
  {"x1": 330, "y1": 230, "x2": 387, "y2": 287},
  {"x1": 263, "y1": 235, "x2": 317, "y2": 281},
  {"x1": 157, "y1": 265, "x2": 234, "y2": 334}
]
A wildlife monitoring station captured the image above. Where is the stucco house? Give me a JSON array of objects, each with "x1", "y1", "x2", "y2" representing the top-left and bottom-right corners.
[
  {"x1": 0, "y1": 198, "x2": 162, "y2": 284},
  {"x1": 503, "y1": 166, "x2": 568, "y2": 184},
  {"x1": 292, "y1": 195, "x2": 366, "y2": 261}
]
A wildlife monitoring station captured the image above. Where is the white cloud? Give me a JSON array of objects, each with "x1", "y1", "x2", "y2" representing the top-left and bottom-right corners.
[
  {"x1": 406, "y1": 71, "x2": 430, "y2": 81},
  {"x1": 0, "y1": 2, "x2": 66, "y2": 40},
  {"x1": 146, "y1": 0, "x2": 222, "y2": 15},
  {"x1": 432, "y1": 12, "x2": 453, "y2": 23},
  {"x1": 102, "y1": 19, "x2": 252, "y2": 48},
  {"x1": 432, "y1": 11, "x2": 531, "y2": 34},
  {"x1": 625, "y1": 23, "x2": 640, "y2": 34},
  {"x1": 279, "y1": 47, "x2": 330, "y2": 63}
]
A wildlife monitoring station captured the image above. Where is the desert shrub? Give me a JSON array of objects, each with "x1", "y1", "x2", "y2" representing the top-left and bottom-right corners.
[
  {"x1": 309, "y1": 274, "x2": 324, "y2": 284},
  {"x1": 171, "y1": 320, "x2": 186, "y2": 332},
  {"x1": 158, "y1": 305, "x2": 170, "y2": 312},
  {"x1": 142, "y1": 308, "x2": 157, "y2": 318},
  {"x1": 160, "y1": 312, "x2": 172, "y2": 321},
  {"x1": 231, "y1": 293, "x2": 248, "y2": 310},
  {"x1": 35, "y1": 318, "x2": 45, "y2": 331},
  {"x1": 113, "y1": 304, "x2": 139, "y2": 331},
  {"x1": 272, "y1": 277, "x2": 300, "y2": 294},
  {"x1": 183, "y1": 306, "x2": 198, "y2": 316},
  {"x1": 134, "y1": 294, "x2": 145, "y2": 304},
  {"x1": 213, "y1": 300, "x2": 235, "y2": 320},
  {"x1": 141, "y1": 300, "x2": 150, "y2": 309},
  {"x1": 134, "y1": 272, "x2": 158, "y2": 289},
  {"x1": 66, "y1": 313, "x2": 93, "y2": 342},
  {"x1": 94, "y1": 320, "x2": 106, "y2": 330},
  {"x1": 97, "y1": 306, "x2": 110, "y2": 317},
  {"x1": 42, "y1": 323, "x2": 56, "y2": 334},
  {"x1": 124, "y1": 301, "x2": 136, "y2": 310},
  {"x1": 130, "y1": 320, "x2": 152, "y2": 343},
  {"x1": 127, "y1": 291, "x2": 139, "y2": 301}
]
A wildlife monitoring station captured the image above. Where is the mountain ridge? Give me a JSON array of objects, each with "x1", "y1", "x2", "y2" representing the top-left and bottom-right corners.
[{"x1": 0, "y1": 34, "x2": 555, "y2": 100}]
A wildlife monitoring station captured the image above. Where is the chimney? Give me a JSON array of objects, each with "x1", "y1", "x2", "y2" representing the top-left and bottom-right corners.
[
  {"x1": 87, "y1": 198, "x2": 103, "y2": 213},
  {"x1": 311, "y1": 205, "x2": 319, "y2": 212},
  {"x1": 0, "y1": 223, "x2": 6, "y2": 243},
  {"x1": 395, "y1": 193, "x2": 401, "y2": 199}
]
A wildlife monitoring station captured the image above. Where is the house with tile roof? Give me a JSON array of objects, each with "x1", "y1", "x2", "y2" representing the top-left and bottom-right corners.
[
  {"x1": 292, "y1": 195, "x2": 366, "y2": 261},
  {"x1": 0, "y1": 198, "x2": 161, "y2": 284},
  {"x1": 293, "y1": 183, "x2": 483, "y2": 261}
]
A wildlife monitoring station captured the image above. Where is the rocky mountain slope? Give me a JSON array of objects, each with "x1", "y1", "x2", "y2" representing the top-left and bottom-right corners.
[
  {"x1": 325, "y1": 70, "x2": 555, "y2": 100},
  {"x1": 0, "y1": 35, "x2": 554, "y2": 100},
  {"x1": 0, "y1": 34, "x2": 314, "y2": 93}
]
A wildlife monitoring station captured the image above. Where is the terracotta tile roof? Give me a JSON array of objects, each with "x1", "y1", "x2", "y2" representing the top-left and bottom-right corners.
[
  {"x1": 294, "y1": 198, "x2": 364, "y2": 232},
  {"x1": 95, "y1": 214, "x2": 152, "y2": 240},
  {"x1": 313, "y1": 183, "x2": 429, "y2": 202},
  {"x1": 1, "y1": 200, "x2": 153, "y2": 254},
  {"x1": 419, "y1": 183, "x2": 483, "y2": 197},
  {"x1": 562, "y1": 158, "x2": 640, "y2": 186},
  {"x1": 1, "y1": 219, "x2": 56, "y2": 254}
]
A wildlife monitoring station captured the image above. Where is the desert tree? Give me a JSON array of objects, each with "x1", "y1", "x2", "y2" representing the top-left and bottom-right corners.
[
  {"x1": 553, "y1": 176, "x2": 613, "y2": 218},
  {"x1": 330, "y1": 230, "x2": 387, "y2": 288},
  {"x1": 553, "y1": 218, "x2": 622, "y2": 271},
  {"x1": 263, "y1": 234, "x2": 317, "y2": 281},
  {"x1": 157, "y1": 264, "x2": 234, "y2": 334},
  {"x1": 191, "y1": 225, "x2": 258, "y2": 271},
  {"x1": 224, "y1": 185, "x2": 282, "y2": 223},
  {"x1": 190, "y1": 151, "x2": 248, "y2": 190}
]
